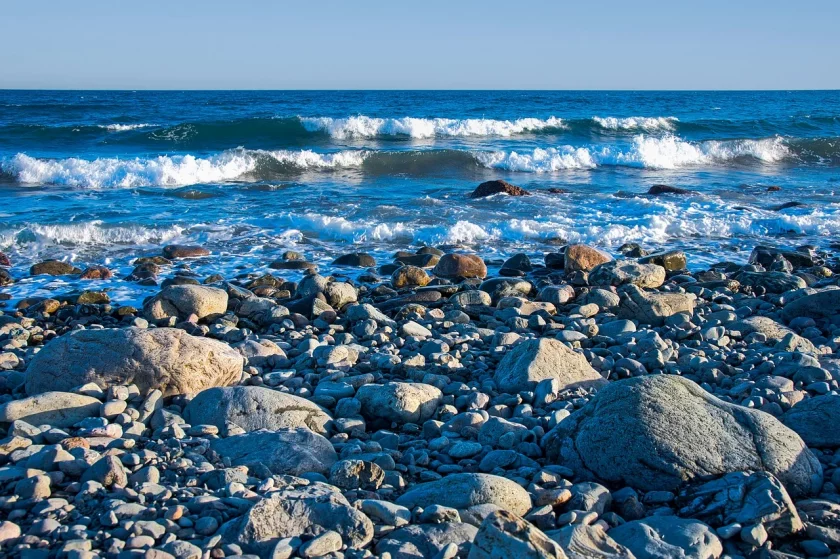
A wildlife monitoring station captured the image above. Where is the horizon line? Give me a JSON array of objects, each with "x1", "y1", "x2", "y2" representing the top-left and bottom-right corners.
[{"x1": 2, "y1": 88, "x2": 839, "y2": 93}]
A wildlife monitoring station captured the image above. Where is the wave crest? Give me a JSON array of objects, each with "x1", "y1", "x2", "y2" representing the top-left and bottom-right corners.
[{"x1": 300, "y1": 115, "x2": 567, "y2": 139}]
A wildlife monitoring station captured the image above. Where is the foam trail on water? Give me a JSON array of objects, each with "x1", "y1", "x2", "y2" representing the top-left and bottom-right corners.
[
  {"x1": 300, "y1": 116, "x2": 567, "y2": 139},
  {"x1": 592, "y1": 116, "x2": 678, "y2": 131}
]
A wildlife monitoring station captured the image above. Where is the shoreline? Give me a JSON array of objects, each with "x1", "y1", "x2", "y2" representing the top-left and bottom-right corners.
[{"x1": 0, "y1": 230, "x2": 838, "y2": 558}]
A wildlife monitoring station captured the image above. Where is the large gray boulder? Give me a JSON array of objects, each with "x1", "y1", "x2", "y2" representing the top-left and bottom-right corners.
[
  {"x1": 356, "y1": 382, "x2": 442, "y2": 425},
  {"x1": 782, "y1": 395, "x2": 840, "y2": 447},
  {"x1": 616, "y1": 285, "x2": 696, "y2": 326},
  {"x1": 0, "y1": 392, "x2": 100, "y2": 428},
  {"x1": 589, "y1": 260, "x2": 666, "y2": 289},
  {"x1": 144, "y1": 285, "x2": 228, "y2": 321},
  {"x1": 25, "y1": 328, "x2": 242, "y2": 397},
  {"x1": 210, "y1": 429, "x2": 336, "y2": 476},
  {"x1": 729, "y1": 316, "x2": 817, "y2": 354},
  {"x1": 377, "y1": 523, "x2": 479, "y2": 559},
  {"x1": 494, "y1": 338, "x2": 605, "y2": 393},
  {"x1": 548, "y1": 524, "x2": 635, "y2": 559},
  {"x1": 608, "y1": 516, "x2": 722, "y2": 559},
  {"x1": 543, "y1": 375, "x2": 822, "y2": 497},
  {"x1": 226, "y1": 483, "x2": 373, "y2": 555},
  {"x1": 184, "y1": 386, "x2": 332, "y2": 436},
  {"x1": 396, "y1": 473, "x2": 532, "y2": 516},
  {"x1": 782, "y1": 288, "x2": 840, "y2": 320},
  {"x1": 469, "y1": 511, "x2": 567, "y2": 559}
]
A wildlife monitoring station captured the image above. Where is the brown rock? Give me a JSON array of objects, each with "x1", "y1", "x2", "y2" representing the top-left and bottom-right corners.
[
  {"x1": 80, "y1": 266, "x2": 113, "y2": 280},
  {"x1": 432, "y1": 254, "x2": 488, "y2": 279},
  {"x1": 391, "y1": 266, "x2": 431, "y2": 288},
  {"x1": 563, "y1": 244, "x2": 612, "y2": 274},
  {"x1": 30, "y1": 260, "x2": 82, "y2": 276},
  {"x1": 0, "y1": 252, "x2": 10, "y2": 267},
  {"x1": 162, "y1": 245, "x2": 210, "y2": 259},
  {"x1": 470, "y1": 180, "x2": 530, "y2": 199}
]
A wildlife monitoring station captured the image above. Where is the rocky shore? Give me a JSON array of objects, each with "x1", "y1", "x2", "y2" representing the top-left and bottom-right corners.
[{"x1": 1, "y1": 230, "x2": 840, "y2": 558}]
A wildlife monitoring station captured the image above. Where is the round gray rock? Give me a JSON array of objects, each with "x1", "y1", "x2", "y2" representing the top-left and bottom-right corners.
[
  {"x1": 494, "y1": 338, "x2": 606, "y2": 393},
  {"x1": 144, "y1": 285, "x2": 228, "y2": 321},
  {"x1": 210, "y1": 428, "x2": 337, "y2": 476},
  {"x1": 396, "y1": 473, "x2": 532, "y2": 516},
  {"x1": 356, "y1": 382, "x2": 442, "y2": 425},
  {"x1": 782, "y1": 395, "x2": 840, "y2": 448}
]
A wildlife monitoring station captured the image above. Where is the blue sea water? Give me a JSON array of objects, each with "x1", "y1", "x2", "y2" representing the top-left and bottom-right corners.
[{"x1": 1, "y1": 90, "x2": 839, "y2": 304}]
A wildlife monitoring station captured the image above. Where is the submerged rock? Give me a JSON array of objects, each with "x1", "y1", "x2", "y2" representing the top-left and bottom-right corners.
[{"x1": 470, "y1": 180, "x2": 530, "y2": 198}]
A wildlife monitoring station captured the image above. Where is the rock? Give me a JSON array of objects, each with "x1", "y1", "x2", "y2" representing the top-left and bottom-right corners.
[
  {"x1": 299, "y1": 531, "x2": 342, "y2": 558},
  {"x1": 647, "y1": 184, "x2": 694, "y2": 196},
  {"x1": 377, "y1": 523, "x2": 478, "y2": 559},
  {"x1": 564, "y1": 244, "x2": 612, "y2": 274},
  {"x1": 730, "y1": 316, "x2": 817, "y2": 354},
  {"x1": 543, "y1": 375, "x2": 822, "y2": 497},
  {"x1": 494, "y1": 338, "x2": 605, "y2": 393},
  {"x1": 75, "y1": 290, "x2": 110, "y2": 305},
  {"x1": 329, "y1": 459, "x2": 385, "y2": 490},
  {"x1": 0, "y1": 268, "x2": 11, "y2": 286},
  {"x1": 609, "y1": 516, "x2": 722, "y2": 559},
  {"x1": 396, "y1": 473, "x2": 532, "y2": 516},
  {"x1": 0, "y1": 252, "x2": 9, "y2": 267},
  {"x1": 470, "y1": 180, "x2": 530, "y2": 198},
  {"x1": 589, "y1": 260, "x2": 666, "y2": 289},
  {"x1": 737, "y1": 271, "x2": 806, "y2": 294},
  {"x1": 782, "y1": 395, "x2": 840, "y2": 447},
  {"x1": 332, "y1": 253, "x2": 376, "y2": 267},
  {"x1": 211, "y1": 428, "x2": 336, "y2": 475},
  {"x1": 228, "y1": 484, "x2": 373, "y2": 555},
  {"x1": 392, "y1": 266, "x2": 431, "y2": 288},
  {"x1": 162, "y1": 245, "x2": 210, "y2": 259},
  {"x1": 639, "y1": 250, "x2": 687, "y2": 271},
  {"x1": 80, "y1": 265, "x2": 113, "y2": 280},
  {"x1": 30, "y1": 260, "x2": 82, "y2": 276},
  {"x1": 782, "y1": 289, "x2": 840, "y2": 321},
  {"x1": 749, "y1": 246, "x2": 814, "y2": 269},
  {"x1": 433, "y1": 254, "x2": 488, "y2": 279},
  {"x1": 468, "y1": 510, "x2": 567, "y2": 559},
  {"x1": 25, "y1": 327, "x2": 243, "y2": 396},
  {"x1": 0, "y1": 392, "x2": 101, "y2": 428},
  {"x1": 184, "y1": 386, "x2": 332, "y2": 436},
  {"x1": 616, "y1": 284, "x2": 696, "y2": 326},
  {"x1": 356, "y1": 382, "x2": 442, "y2": 425},
  {"x1": 548, "y1": 524, "x2": 634, "y2": 559},
  {"x1": 144, "y1": 285, "x2": 228, "y2": 321},
  {"x1": 269, "y1": 260, "x2": 318, "y2": 271},
  {"x1": 324, "y1": 282, "x2": 358, "y2": 308},
  {"x1": 81, "y1": 455, "x2": 128, "y2": 487},
  {"x1": 0, "y1": 520, "x2": 21, "y2": 544},
  {"x1": 676, "y1": 471, "x2": 803, "y2": 538}
]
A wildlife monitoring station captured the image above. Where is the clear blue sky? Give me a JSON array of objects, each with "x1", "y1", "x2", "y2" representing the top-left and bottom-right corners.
[{"x1": 2, "y1": 0, "x2": 838, "y2": 90}]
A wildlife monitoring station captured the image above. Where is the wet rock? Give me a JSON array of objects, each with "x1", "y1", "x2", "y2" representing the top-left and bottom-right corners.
[
  {"x1": 184, "y1": 386, "x2": 332, "y2": 436},
  {"x1": 392, "y1": 265, "x2": 431, "y2": 288},
  {"x1": 162, "y1": 245, "x2": 210, "y2": 259},
  {"x1": 647, "y1": 184, "x2": 694, "y2": 196},
  {"x1": 564, "y1": 244, "x2": 612, "y2": 274},
  {"x1": 470, "y1": 180, "x2": 530, "y2": 198},
  {"x1": 494, "y1": 337, "x2": 605, "y2": 393},
  {"x1": 332, "y1": 252, "x2": 376, "y2": 267},
  {"x1": 749, "y1": 246, "x2": 814, "y2": 269},
  {"x1": 26, "y1": 327, "x2": 243, "y2": 396},
  {"x1": 210, "y1": 428, "x2": 337, "y2": 476},
  {"x1": 30, "y1": 260, "x2": 82, "y2": 276},
  {"x1": 639, "y1": 250, "x2": 687, "y2": 271},
  {"x1": 433, "y1": 253, "x2": 488, "y2": 279},
  {"x1": 80, "y1": 265, "x2": 113, "y2": 280},
  {"x1": 543, "y1": 375, "x2": 822, "y2": 497}
]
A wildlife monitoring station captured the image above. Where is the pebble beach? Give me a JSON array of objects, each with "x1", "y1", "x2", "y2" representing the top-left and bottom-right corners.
[{"x1": 0, "y1": 176, "x2": 840, "y2": 559}]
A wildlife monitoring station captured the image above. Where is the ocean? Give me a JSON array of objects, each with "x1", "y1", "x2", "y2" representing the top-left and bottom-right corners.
[{"x1": 1, "y1": 90, "x2": 839, "y2": 305}]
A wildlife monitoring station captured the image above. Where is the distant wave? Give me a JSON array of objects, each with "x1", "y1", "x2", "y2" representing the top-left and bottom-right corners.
[
  {"x1": 299, "y1": 115, "x2": 568, "y2": 139},
  {"x1": 592, "y1": 116, "x2": 678, "y2": 132},
  {"x1": 3, "y1": 135, "x2": 837, "y2": 187},
  {"x1": 98, "y1": 123, "x2": 155, "y2": 131}
]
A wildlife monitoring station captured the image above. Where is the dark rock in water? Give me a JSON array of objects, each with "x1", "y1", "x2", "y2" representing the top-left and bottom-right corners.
[
  {"x1": 544, "y1": 253, "x2": 564, "y2": 269},
  {"x1": 417, "y1": 246, "x2": 444, "y2": 256},
  {"x1": 71, "y1": 291, "x2": 110, "y2": 305},
  {"x1": 30, "y1": 260, "x2": 82, "y2": 276},
  {"x1": 470, "y1": 180, "x2": 530, "y2": 198},
  {"x1": 135, "y1": 256, "x2": 171, "y2": 266},
  {"x1": 770, "y1": 201, "x2": 806, "y2": 211},
  {"x1": 163, "y1": 245, "x2": 210, "y2": 259},
  {"x1": 332, "y1": 253, "x2": 376, "y2": 268},
  {"x1": 160, "y1": 276, "x2": 201, "y2": 289},
  {"x1": 767, "y1": 185, "x2": 782, "y2": 192},
  {"x1": 0, "y1": 268, "x2": 12, "y2": 286},
  {"x1": 647, "y1": 184, "x2": 694, "y2": 196},
  {"x1": 378, "y1": 263, "x2": 402, "y2": 276},
  {"x1": 0, "y1": 252, "x2": 10, "y2": 267},
  {"x1": 80, "y1": 265, "x2": 113, "y2": 280},
  {"x1": 502, "y1": 253, "x2": 533, "y2": 273},
  {"x1": 748, "y1": 245, "x2": 814, "y2": 269},
  {"x1": 432, "y1": 253, "x2": 487, "y2": 279},
  {"x1": 546, "y1": 188, "x2": 569, "y2": 194},
  {"x1": 395, "y1": 253, "x2": 439, "y2": 268},
  {"x1": 639, "y1": 250, "x2": 687, "y2": 271},
  {"x1": 282, "y1": 250, "x2": 304, "y2": 261},
  {"x1": 618, "y1": 243, "x2": 648, "y2": 257},
  {"x1": 270, "y1": 260, "x2": 318, "y2": 271}
]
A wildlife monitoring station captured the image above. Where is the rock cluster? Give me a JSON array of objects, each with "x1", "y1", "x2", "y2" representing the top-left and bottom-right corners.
[{"x1": 0, "y1": 241, "x2": 839, "y2": 558}]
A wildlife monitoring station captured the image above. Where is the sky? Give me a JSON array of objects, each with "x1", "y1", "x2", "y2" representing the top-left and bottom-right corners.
[{"x1": 2, "y1": 0, "x2": 839, "y2": 90}]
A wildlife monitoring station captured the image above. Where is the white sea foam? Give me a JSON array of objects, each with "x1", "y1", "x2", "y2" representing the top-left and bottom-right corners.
[
  {"x1": 478, "y1": 135, "x2": 791, "y2": 172},
  {"x1": 276, "y1": 213, "x2": 414, "y2": 243},
  {"x1": 98, "y1": 123, "x2": 155, "y2": 131},
  {"x1": 0, "y1": 221, "x2": 185, "y2": 249},
  {"x1": 1, "y1": 149, "x2": 368, "y2": 188},
  {"x1": 300, "y1": 116, "x2": 566, "y2": 139},
  {"x1": 592, "y1": 116, "x2": 678, "y2": 131}
]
